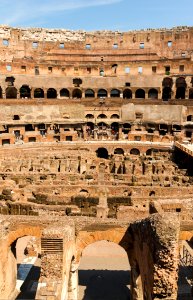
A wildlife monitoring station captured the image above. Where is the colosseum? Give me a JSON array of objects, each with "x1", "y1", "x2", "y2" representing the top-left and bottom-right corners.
[{"x1": 0, "y1": 25, "x2": 192, "y2": 300}]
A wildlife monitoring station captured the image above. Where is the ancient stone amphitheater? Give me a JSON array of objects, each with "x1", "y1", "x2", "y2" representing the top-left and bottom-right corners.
[{"x1": 0, "y1": 25, "x2": 192, "y2": 300}]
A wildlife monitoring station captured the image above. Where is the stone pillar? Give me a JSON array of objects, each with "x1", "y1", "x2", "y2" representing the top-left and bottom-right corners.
[
  {"x1": 118, "y1": 125, "x2": 122, "y2": 140},
  {"x1": 0, "y1": 247, "x2": 17, "y2": 299},
  {"x1": 68, "y1": 263, "x2": 78, "y2": 300}
]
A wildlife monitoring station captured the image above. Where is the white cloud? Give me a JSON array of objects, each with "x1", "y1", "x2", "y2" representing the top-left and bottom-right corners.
[{"x1": 2, "y1": 0, "x2": 123, "y2": 26}]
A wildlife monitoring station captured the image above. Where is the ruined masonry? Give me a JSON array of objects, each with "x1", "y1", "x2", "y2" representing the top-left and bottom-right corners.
[{"x1": 0, "y1": 25, "x2": 192, "y2": 300}]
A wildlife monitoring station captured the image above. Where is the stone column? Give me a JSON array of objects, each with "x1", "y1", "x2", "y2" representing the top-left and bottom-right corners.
[{"x1": 68, "y1": 263, "x2": 79, "y2": 300}]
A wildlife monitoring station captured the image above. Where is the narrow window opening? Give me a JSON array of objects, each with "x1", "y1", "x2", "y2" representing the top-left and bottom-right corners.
[
  {"x1": 139, "y1": 42, "x2": 144, "y2": 49},
  {"x1": 59, "y1": 43, "x2": 64, "y2": 49},
  {"x1": 85, "y1": 44, "x2": 91, "y2": 50},
  {"x1": 168, "y1": 41, "x2": 172, "y2": 47},
  {"x1": 32, "y1": 42, "x2": 38, "y2": 48},
  {"x1": 3, "y1": 39, "x2": 9, "y2": 46},
  {"x1": 152, "y1": 66, "x2": 157, "y2": 73}
]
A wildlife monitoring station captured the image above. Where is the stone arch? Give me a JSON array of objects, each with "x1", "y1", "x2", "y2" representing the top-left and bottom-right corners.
[
  {"x1": 72, "y1": 88, "x2": 82, "y2": 99},
  {"x1": 96, "y1": 147, "x2": 109, "y2": 159},
  {"x1": 162, "y1": 87, "x2": 172, "y2": 100},
  {"x1": 97, "y1": 89, "x2": 107, "y2": 98},
  {"x1": 110, "y1": 114, "x2": 120, "y2": 119},
  {"x1": 47, "y1": 88, "x2": 57, "y2": 99},
  {"x1": 114, "y1": 148, "x2": 124, "y2": 155},
  {"x1": 123, "y1": 89, "x2": 132, "y2": 99},
  {"x1": 176, "y1": 77, "x2": 187, "y2": 99},
  {"x1": 97, "y1": 113, "x2": 107, "y2": 119},
  {"x1": 20, "y1": 85, "x2": 31, "y2": 98},
  {"x1": 6, "y1": 225, "x2": 42, "y2": 247},
  {"x1": 85, "y1": 114, "x2": 94, "y2": 119},
  {"x1": 85, "y1": 89, "x2": 95, "y2": 98},
  {"x1": 146, "y1": 149, "x2": 152, "y2": 156},
  {"x1": 135, "y1": 89, "x2": 145, "y2": 99},
  {"x1": 6, "y1": 87, "x2": 17, "y2": 99},
  {"x1": 110, "y1": 89, "x2": 121, "y2": 97},
  {"x1": 75, "y1": 227, "x2": 131, "y2": 263},
  {"x1": 148, "y1": 88, "x2": 158, "y2": 99},
  {"x1": 162, "y1": 77, "x2": 173, "y2": 100},
  {"x1": 0, "y1": 225, "x2": 42, "y2": 298},
  {"x1": 34, "y1": 88, "x2": 44, "y2": 98},
  {"x1": 130, "y1": 148, "x2": 140, "y2": 155},
  {"x1": 60, "y1": 88, "x2": 70, "y2": 98}
]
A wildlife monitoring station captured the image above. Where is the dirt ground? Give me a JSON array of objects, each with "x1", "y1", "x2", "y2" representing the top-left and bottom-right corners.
[{"x1": 78, "y1": 241, "x2": 131, "y2": 300}]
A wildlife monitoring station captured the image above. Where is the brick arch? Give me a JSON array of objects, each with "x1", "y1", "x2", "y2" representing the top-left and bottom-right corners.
[
  {"x1": 6, "y1": 225, "x2": 42, "y2": 248},
  {"x1": 75, "y1": 227, "x2": 131, "y2": 263}
]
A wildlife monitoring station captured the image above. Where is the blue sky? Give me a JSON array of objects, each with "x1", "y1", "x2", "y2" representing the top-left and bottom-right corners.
[{"x1": 1, "y1": 0, "x2": 193, "y2": 31}]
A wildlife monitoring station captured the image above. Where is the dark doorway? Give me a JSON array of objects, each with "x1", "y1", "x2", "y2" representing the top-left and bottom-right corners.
[
  {"x1": 60, "y1": 88, "x2": 70, "y2": 98},
  {"x1": 85, "y1": 89, "x2": 95, "y2": 98},
  {"x1": 97, "y1": 89, "x2": 107, "y2": 98},
  {"x1": 47, "y1": 88, "x2": 57, "y2": 99},
  {"x1": 148, "y1": 89, "x2": 158, "y2": 99},
  {"x1": 175, "y1": 77, "x2": 186, "y2": 99},
  {"x1": 20, "y1": 85, "x2": 31, "y2": 98},
  {"x1": 123, "y1": 89, "x2": 132, "y2": 99},
  {"x1": 110, "y1": 89, "x2": 120, "y2": 98},
  {"x1": 6, "y1": 87, "x2": 17, "y2": 99},
  {"x1": 96, "y1": 148, "x2": 109, "y2": 159},
  {"x1": 135, "y1": 89, "x2": 145, "y2": 99},
  {"x1": 34, "y1": 88, "x2": 44, "y2": 98},
  {"x1": 72, "y1": 89, "x2": 82, "y2": 99}
]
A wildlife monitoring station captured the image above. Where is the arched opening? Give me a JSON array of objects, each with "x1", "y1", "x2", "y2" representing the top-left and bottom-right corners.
[
  {"x1": 85, "y1": 114, "x2": 94, "y2": 119},
  {"x1": 72, "y1": 89, "x2": 82, "y2": 99},
  {"x1": 176, "y1": 77, "x2": 186, "y2": 99},
  {"x1": 20, "y1": 85, "x2": 31, "y2": 98},
  {"x1": 135, "y1": 89, "x2": 145, "y2": 99},
  {"x1": 110, "y1": 89, "x2": 121, "y2": 98},
  {"x1": 162, "y1": 77, "x2": 173, "y2": 100},
  {"x1": 189, "y1": 88, "x2": 193, "y2": 99},
  {"x1": 149, "y1": 191, "x2": 155, "y2": 197},
  {"x1": 110, "y1": 114, "x2": 120, "y2": 119},
  {"x1": 85, "y1": 89, "x2": 95, "y2": 98},
  {"x1": 148, "y1": 88, "x2": 158, "y2": 99},
  {"x1": 78, "y1": 241, "x2": 130, "y2": 300},
  {"x1": 130, "y1": 148, "x2": 140, "y2": 155},
  {"x1": 96, "y1": 147, "x2": 109, "y2": 159},
  {"x1": 187, "y1": 115, "x2": 193, "y2": 122},
  {"x1": 60, "y1": 88, "x2": 70, "y2": 98},
  {"x1": 122, "y1": 123, "x2": 131, "y2": 134},
  {"x1": 0, "y1": 86, "x2": 2, "y2": 98},
  {"x1": 97, "y1": 89, "x2": 107, "y2": 98},
  {"x1": 34, "y1": 88, "x2": 44, "y2": 98},
  {"x1": 6, "y1": 87, "x2": 17, "y2": 99},
  {"x1": 47, "y1": 88, "x2": 57, "y2": 99},
  {"x1": 146, "y1": 149, "x2": 152, "y2": 156},
  {"x1": 97, "y1": 114, "x2": 107, "y2": 119},
  {"x1": 114, "y1": 148, "x2": 124, "y2": 155},
  {"x1": 112, "y1": 64, "x2": 118, "y2": 74},
  {"x1": 123, "y1": 89, "x2": 132, "y2": 99},
  {"x1": 13, "y1": 115, "x2": 20, "y2": 120},
  {"x1": 162, "y1": 87, "x2": 172, "y2": 100},
  {"x1": 10, "y1": 236, "x2": 41, "y2": 299}
]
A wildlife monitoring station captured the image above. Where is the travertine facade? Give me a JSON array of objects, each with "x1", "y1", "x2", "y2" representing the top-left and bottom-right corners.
[{"x1": 0, "y1": 25, "x2": 192, "y2": 300}]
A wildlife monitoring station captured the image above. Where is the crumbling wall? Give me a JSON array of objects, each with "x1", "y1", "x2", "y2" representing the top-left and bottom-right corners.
[{"x1": 129, "y1": 213, "x2": 180, "y2": 300}]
